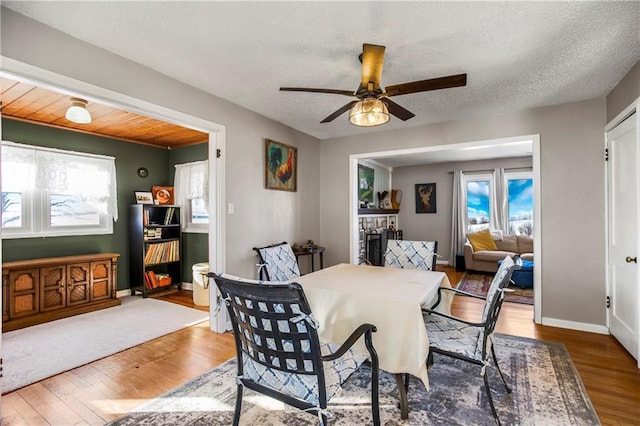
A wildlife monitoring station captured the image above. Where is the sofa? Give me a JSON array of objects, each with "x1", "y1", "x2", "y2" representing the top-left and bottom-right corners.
[{"x1": 463, "y1": 230, "x2": 533, "y2": 273}]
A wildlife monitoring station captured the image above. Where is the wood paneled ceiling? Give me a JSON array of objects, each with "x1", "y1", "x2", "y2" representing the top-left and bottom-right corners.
[{"x1": 0, "y1": 78, "x2": 208, "y2": 149}]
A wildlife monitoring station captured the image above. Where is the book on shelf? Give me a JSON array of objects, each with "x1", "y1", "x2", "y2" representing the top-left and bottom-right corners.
[
  {"x1": 164, "y1": 207, "x2": 175, "y2": 225},
  {"x1": 144, "y1": 240, "x2": 180, "y2": 265}
]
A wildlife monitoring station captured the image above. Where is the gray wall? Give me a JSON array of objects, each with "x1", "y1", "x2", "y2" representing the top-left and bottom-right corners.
[
  {"x1": 1, "y1": 8, "x2": 321, "y2": 280},
  {"x1": 607, "y1": 59, "x2": 640, "y2": 123},
  {"x1": 320, "y1": 98, "x2": 606, "y2": 327},
  {"x1": 392, "y1": 157, "x2": 532, "y2": 263}
]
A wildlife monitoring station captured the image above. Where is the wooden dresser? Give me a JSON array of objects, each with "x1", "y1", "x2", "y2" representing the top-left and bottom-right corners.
[{"x1": 2, "y1": 253, "x2": 121, "y2": 332}]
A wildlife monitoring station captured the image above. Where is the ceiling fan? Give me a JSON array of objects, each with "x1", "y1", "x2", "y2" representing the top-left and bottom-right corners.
[{"x1": 280, "y1": 43, "x2": 467, "y2": 127}]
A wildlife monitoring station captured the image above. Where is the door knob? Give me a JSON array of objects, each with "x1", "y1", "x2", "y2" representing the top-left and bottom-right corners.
[{"x1": 625, "y1": 256, "x2": 637, "y2": 264}]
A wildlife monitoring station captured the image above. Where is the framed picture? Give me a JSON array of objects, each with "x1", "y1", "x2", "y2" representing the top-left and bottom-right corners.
[
  {"x1": 358, "y1": 164, "x2": 374, "y2": 202},
  {"x1": 415, "y1": 183, "x2": 437, "y2": 213},
  {"x1": 151, "y1": 186, "x2": 175, "y2": 205},
  {"x1": 381, "y1": 198, "x2": 392, "y2": 209},
  {"x1": 134, "y1": 191, "x2": 154, "y2": 205},
  {"x1": 265, "y1": 139, "x2": 297, "y2": 191}
]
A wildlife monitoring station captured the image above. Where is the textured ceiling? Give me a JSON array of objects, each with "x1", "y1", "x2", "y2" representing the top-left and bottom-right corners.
[{"x1": 4, "y1": 1, "x2": 640, "y2": 141}]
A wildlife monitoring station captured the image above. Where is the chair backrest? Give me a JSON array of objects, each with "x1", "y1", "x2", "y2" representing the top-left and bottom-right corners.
[
  {"x1": 253, "y1": 241, "x2": 301, "y2": 281},
  {"x1": 211, "y1": 273, "x2": 333, "y2": 413},
  {"x1": 212, "y1": 274, "x2": 324, "y2": 376},
  {"x1": 384, "y1": 240, "x2": 438, "y2": 271},
  {"x1": 478, "y1": 255, "x2": 521, "y2": 355}
]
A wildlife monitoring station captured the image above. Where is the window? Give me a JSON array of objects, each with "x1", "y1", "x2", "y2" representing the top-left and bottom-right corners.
[
  {"x1": 506, "y1": 173, "x2": 533, "y2": 236},
  {"x1": 464, "y1": 174, "x2": 493, "y2": 233},
  {"x1": 174, "y1": 160, "x2": 209, "y2": 233},
  {"x1": 462, "y1": 169, "x2": 534, "y2": 235},
  {"x1": 1, "y1": 141, "x2": 118, "y2": 239}
]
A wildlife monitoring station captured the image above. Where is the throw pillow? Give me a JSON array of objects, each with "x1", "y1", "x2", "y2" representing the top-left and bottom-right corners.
[{"x1": 467, "y1": 229, "x2": 498, "y2": 252}]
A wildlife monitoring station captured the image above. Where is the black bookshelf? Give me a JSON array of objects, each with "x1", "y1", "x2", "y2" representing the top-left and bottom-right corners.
[{"x1": 129, "y1": 204, "x2": 182, "y2": 297}]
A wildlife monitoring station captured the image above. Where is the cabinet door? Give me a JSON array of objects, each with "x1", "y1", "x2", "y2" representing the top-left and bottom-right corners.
[
  {"x1": 40, "y1": 265, "x2": 67, "y2": 312},
  {"x1": 67, "y1": 263, "x2": 91, "y2": 306},
  {"x1": 90, "y1": 259, "x2": 112, "y2": 301},
  {"x1": 3, "y1": 272, "x2": 9, "y2": 321},
  {"x1": 9, "y1": 268, "x2": 40, "y2": 318}
]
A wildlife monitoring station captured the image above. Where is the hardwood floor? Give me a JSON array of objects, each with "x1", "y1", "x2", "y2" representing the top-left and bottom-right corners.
[{"x1": 2, "y1": 268, "x2": 639, "y2": 425}]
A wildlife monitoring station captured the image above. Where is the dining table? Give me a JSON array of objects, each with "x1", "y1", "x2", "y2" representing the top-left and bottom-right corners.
[{"x1": 295, "y1": 262, "x2": 454, "y2": 419}]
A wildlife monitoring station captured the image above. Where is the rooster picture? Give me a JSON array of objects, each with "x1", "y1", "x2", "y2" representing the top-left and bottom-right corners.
[{"x1": 266, "y1": 139, "x2": 297, "y2": 191}]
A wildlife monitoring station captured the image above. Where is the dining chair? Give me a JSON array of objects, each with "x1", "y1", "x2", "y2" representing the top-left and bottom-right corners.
[
  {"x1": 253, "y1": 241, "x2": 300, "y2": 281},
  {"x1": 209, "y1": 272, "x2": 381, "y2": 426},
  {"x1": 384, "y1": 239, "x2": 438, "y2": 271},
  {"x1": 422, "y1": 255, "x2": 521, "y2": 425}
]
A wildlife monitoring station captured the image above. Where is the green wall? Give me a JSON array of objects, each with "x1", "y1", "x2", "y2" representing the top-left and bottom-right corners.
[
  {"x1": 2, "y1": 119, "x2": 171, "y2": 290},
  {"x1": 168, "y1": 143, "x2": 209, "y2": 283}
]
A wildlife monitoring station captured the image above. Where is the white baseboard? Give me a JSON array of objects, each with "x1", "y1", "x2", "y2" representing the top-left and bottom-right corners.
[
  {"x1": 117, "y1": 282, "x2": 193, "y2": 298},
  {"x1": 116, "y1": 289, "x2": 132, "y2": 298},
  {"x1": 541, "y1": 317, "x2": 609, "y2": 335},
  {"x1": 436, "y1": 259, "x2": 450, "y2": 266}
]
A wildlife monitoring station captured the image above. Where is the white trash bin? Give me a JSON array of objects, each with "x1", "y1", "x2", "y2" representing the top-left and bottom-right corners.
[{"x1": 192, "y1": 262, "x2": 210, "y2": 306}]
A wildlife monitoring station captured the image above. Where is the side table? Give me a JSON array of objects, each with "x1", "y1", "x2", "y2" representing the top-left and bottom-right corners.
[{"x1": 293, "y1": 246, "x2": 325, "y2": 273}]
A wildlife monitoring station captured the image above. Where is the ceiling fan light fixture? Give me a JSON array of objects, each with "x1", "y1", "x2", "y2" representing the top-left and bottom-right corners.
[
  {"x1": 65, "y1": 97, "x2": 92, "y2": 124},
  {"x1": 349, "y1": 98, "x2": 389, "y2": 127}
]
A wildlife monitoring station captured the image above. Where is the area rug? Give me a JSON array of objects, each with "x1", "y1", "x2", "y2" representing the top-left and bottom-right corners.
[
  {"x1": 109, "y1": 334, "x2": 600, "y2": 425},
  {"x1": 2, "y1": 296, "x2": 209, "y2": 394},
  {"x1": 457, "y1": 272, "x2": 534, "y2": 305}
]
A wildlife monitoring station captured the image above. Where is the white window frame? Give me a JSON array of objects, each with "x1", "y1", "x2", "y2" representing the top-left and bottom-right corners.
[
  {"x1": 174, "y1": 160, "x2": 209, "y2": 234},
  {"x1": 1, "y1": 141, "x2": 116, "y2": 239},
  {"x1": 504, "y1": 170, "x2": 534, "y2": 235},
  {"x1": 463, "y1": 172, "x2": 494, "y2": 233}
]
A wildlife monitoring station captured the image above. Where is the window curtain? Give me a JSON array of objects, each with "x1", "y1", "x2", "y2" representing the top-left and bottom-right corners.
[
  {"x1": 490, "y1": 168, "x2": 507, "y2": 232},
  {"x1": 450, "y1": 170, "x2": 466, "y2": 266},
  {"x1": 2, "y1": 142, "x2": 118, "y2": 221},
  {"x1": 174, "y1": 160, "x2": 209, "y2": 209}
]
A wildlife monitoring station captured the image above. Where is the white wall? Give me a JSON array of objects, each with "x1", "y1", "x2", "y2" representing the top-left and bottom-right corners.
[
  {"x1": 607, "y1": 59, "x2": 640, "y2": 123},
  {"x1": 0, "y1": 8, "x2": 321, "y2": 279},
  {"x1": 392, "y1": 156, "x2": 533, "y2": 263},
  {"x1": 320, "y1": 98, "x2": 607, "y2": 327}
]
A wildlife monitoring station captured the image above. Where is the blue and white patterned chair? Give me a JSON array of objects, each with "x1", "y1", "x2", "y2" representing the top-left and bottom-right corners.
[
  {"x1": 422, "y1": 255, "x2": 521, "y2": 425},
  {"x1": 209, "y1": 273, "x2": 380, "y2": 426},
  {"x1": 253, "y1": 241, "x2": 301, "y2": 281},
  {"x1": 384, "y1": 239, "x2": 438, "y2": 271}
]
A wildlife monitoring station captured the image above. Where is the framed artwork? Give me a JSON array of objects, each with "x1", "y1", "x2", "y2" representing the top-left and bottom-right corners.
[
  {"x1": 151, "y1": 186, "x2": 175, "y2": 205},
  {"x1": 134, "y1": 191, "x2": 154, "y2": 205},
  {"x1": 358, "y1": 164, "x2": 374, "y2": 202},
  {"x1": 265, "y1": 139, "x2": 297, "y2": 191},
  {"x1": 415, "y1": 183, "x2": 437, "y2": 213}
]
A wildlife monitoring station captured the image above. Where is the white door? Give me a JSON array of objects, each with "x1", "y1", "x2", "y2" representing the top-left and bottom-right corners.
[{"x1": 607, "y1": 112, "x2": 639, "y2": 361}]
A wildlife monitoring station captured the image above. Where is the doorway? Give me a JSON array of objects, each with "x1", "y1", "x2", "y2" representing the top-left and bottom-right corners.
[
  {"x1": 349, "y1": 134, "x2": 542, "y2": 324},
  {"x1": 0, "y1": 59, "x2": 228, "y2": 332}
]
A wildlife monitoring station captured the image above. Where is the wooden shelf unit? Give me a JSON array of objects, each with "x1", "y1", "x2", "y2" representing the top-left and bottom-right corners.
[
  {"x1": 129, "y1": 204, "x2": 182, "y2": 297},
  {"x1": 2, "y1": 253, "x2": 120, "y2": 332}
]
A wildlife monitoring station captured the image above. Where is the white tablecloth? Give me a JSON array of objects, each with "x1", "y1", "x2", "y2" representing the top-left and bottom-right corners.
[{"x1": 296, "y1": 263, "x2": 453, "y2": 389}]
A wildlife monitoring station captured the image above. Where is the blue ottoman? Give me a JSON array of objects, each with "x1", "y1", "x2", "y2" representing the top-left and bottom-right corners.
[{"x1": 498, "y1": 259, "x2": 533, "y2": 288}]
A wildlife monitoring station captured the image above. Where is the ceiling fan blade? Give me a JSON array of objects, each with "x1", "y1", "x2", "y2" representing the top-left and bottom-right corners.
[
  {"x1": 360, "y1": 44, "x2": 385, "y2": 92},
  {"x1": 384, "y1": 73, "x2": 467, "y2": 97},
  {"x1": 382, "y1": 98, "x2": 415, "y2": 121},
  {"x1": 321, "y1": 101, "x2": 358, "y2": 123},
  {"x1": 280, "y1": 87, "x2": 355, "y2": 96}
]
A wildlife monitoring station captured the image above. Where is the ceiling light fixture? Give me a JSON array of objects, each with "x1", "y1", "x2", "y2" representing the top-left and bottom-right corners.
[
  {"x1": 65, "y1": 97, "x2": 92, "y2": 124},
  {"x1": 348, "y1": 98, "x2": 390, "y2": 127}
]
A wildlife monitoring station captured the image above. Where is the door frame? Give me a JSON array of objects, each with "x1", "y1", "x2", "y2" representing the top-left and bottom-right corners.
[
  {"x1": 605, "y1": 97, "x2": 640, "y2": 366},
  {"x1": 349, "y1": 134, "x2": 542, "y2": 324},
  {"x1": 0, "y1": 56, "x2": 228, "y2": 332}
]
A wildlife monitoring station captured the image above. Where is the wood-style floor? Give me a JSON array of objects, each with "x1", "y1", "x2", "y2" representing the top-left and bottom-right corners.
[{"x1": 2, "y1": 267, "x2": 639, "y2": 425}]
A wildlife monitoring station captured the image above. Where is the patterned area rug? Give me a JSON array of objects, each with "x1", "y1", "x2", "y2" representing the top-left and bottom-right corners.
[
  {"x1": 457, "y1": 272, "x2": 534, "y2": 305},
  {"x1": 109, "y1": 335, "x2": 599, "y2": 425}
]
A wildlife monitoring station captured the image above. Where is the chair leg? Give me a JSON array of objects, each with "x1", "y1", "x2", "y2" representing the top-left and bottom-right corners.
[
  {"x1": 371, "y1": 359, "x2": 380, "y2": 426},
  {"x1": 491, "y1": 344, "x2": 512, "y2": 393},
  {"x1": 232, "y1": 384, "x2": 243, "y2": 426},
  {"x1": 483, "y1": 372, "x2": 501, "y2": 426}
]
